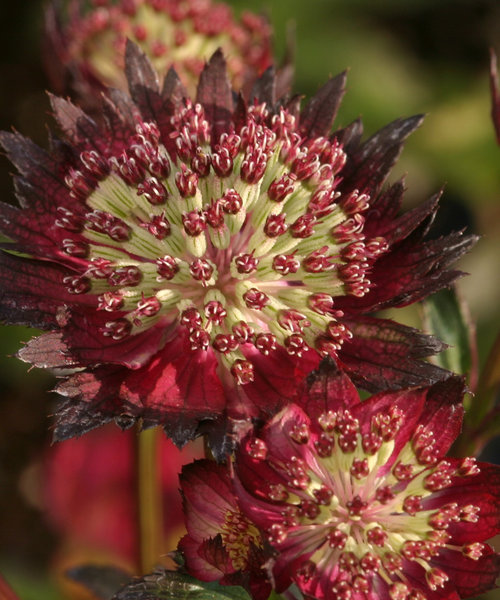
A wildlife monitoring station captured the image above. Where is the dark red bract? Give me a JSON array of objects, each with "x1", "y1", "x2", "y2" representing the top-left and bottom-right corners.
[{"x1": 0, "y1": 44, "x2": 475, "y2": 451}]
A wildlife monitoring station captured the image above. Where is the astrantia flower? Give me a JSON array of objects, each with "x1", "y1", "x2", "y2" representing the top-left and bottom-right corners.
[
  {"x1": 234, "y1": 362, "x2": 500, "y2": 600},
  {"x1": 0, "y1": 45, "x2": 474, "y2": 448},
  {"x1": 179, "y1": 459, "x2": 270, "y2": 600},
  {"x1": 44, "y1": 0, "x2": 272, "y2": 99}
]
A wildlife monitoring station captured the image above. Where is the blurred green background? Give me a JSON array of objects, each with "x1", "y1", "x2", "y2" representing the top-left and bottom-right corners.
[{"x1": 0, "y1": 0, "x2": 499, "y2": 598}]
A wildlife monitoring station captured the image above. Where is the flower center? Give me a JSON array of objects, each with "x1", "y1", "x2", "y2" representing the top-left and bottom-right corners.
[
  {"x1": 220, "y1": 509, "x2": 262, "y2": 571},
  {"x1": 56, "y1": 103, "x2": 387, "y2": 382},
  {"x1": 250, "y1": 409, "x2": 483, "y2": 598}
]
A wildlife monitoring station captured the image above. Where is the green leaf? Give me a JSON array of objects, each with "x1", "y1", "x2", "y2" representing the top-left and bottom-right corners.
[
  {"x1": 467, "y1": 331, "x2": 500, "y2": 429},
  {"x1": 421, "y1": 287, "x2": 476, "y2": 380},
  {"x1": 112, "y1": 569, "x2": 252, "y2": 600}
]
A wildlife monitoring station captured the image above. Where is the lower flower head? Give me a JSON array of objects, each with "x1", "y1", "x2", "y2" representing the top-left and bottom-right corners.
[{"x1": 234, "y1": 365, "x2": 500, "y2": 599}]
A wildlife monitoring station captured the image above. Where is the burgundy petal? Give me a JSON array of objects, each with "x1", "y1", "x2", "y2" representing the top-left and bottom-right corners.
[
  {"x1": 124, "y1": 40, "x2": 164, "y2": 123},
  {"x1": 339, "y1": 115, "x2": 424, "y2": 196},
  {"x1": 338, "y1": 316, "x2": 450, "y2": 392},
  {"x1": 433, "y1": 547, "x2": 500, "y2": 598},
  {"x1": 18, "y1": 331, "x2": 77, "y2": 369},
  {"x1": 196, "y1": 49, "x2": 233, "y2": 141},
  {"x1": 297, "y1": 357, "x2": 360, "y2": 419},
  {"x1": 363, "y1": 186, "x2": 440, "y2": 245},
  {"x1": 331, "y1": 117, "x2": 363, "y2": 153},
  {"x1": 335, "y1": 230, "x2": 477, "y2": 318},
  {"x1": 49, "y1": 94, "x2": 100, "y2": 145},
  {"x1": 178, "y1": 534, "x2": 226, "y2": 581},
  {"x1": 425, "y1": 462, "x2": 500, "y2": 544},
  {"x1": 182, "y1": 460, "x2": 236, "y2": 524},
  {"x1": 0, "y1": 252, "x2": 85, "y2": 328},
  {"x1": 162, "y1": 66, "x2": 188, "y2": 106},
  {"x1": 299, "y1": 71, "x2": 347, "y2": 138},
  {"x1": 418, "y1": 375, "x2": 466, "y2": 456},
  {"x1": 250, "y1": 66, "x2": 276, "y2": 107}
]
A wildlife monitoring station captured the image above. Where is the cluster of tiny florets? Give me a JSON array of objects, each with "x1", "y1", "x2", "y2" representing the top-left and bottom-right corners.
[
  {"x1": 56, "y1": 101, "x2": 388, "y2": 383},
  {"x1": 60, "y1": 0, "x2": 271, "y2": 91},
  {"x1": 242, "y1": 406, "x2": 484, "y2": 599}
]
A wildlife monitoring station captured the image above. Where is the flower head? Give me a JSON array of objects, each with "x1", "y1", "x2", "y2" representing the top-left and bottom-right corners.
[
  {"x1": 179, "y1": 459, "x2": 270, "y2": 600},
  {"x1": 234, "y1": 362, "x2": 500, "y2": 600},
  {"x1": 45, "y1": 0, "x2": 272, "y2": 99},
  {"x1": 0, "y1": 45, "x2": 475, "y2": 450}
]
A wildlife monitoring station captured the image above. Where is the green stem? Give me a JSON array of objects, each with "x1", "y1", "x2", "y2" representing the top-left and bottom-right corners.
[{"x1": 137, "y1": 426, "x2": 164, "y2": 574}]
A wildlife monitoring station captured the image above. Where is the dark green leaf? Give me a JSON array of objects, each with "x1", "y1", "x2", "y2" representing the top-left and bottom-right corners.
[
  {"x1": 112, "y1": 569, "x2": 252, "y2": 600},
  {"x1": 421, "y1": 287, "x2": 475, "y2": 380}
]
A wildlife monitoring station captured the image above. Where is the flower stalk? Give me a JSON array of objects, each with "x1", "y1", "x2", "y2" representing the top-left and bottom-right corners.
[{"x1": 137, "y1": 425, "x2": 164, "y2": 574}]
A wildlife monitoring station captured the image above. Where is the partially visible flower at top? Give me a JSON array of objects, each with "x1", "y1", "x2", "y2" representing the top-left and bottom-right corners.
[
  {"x1": 234, "y1": 361, "x2": 500, "y2": 600},
  {"x1": 0, "y1": 44, "x2": 475, "y2": 452},
  {"x1": 489, "y1": 48, "x2": 500, "y2": 144},
  {"x1": 44, "y1": 0, "x2": 273, "y2": 101},
  {"x1": 179, "y1": 459, "x2": 271, "y2": 600}
]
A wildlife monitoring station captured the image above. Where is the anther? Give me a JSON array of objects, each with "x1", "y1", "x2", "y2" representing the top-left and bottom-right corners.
[
  {"x1": 204, "y1": 301, "x2": 227, "y2": 325},
  {"x1": 231, "y1": 359, "x2": 254, "y2": 384},
  {"x1": 234, "y1": 253, "x2": 258, "y2": 274},
  {"x1": 220, "y1": 189, "x2": 242, "y2": 214},
  {"x1": 137, "y1": 177, "x2": 168, "y2": 205},
  {"x1": 272, "y1": 254, "x2": 300, "y2": 275},
  {"x1": 246, "y1": 437, "x2": 267, "y2": 460},
  {"x1": 97, "y1": 292, "x2": 124, "y2": 311},
  {"x1": 182, "y1": 210, "x2": 206, "y2": 236},
  {"x1": 350, "y1": 458, "x2": 369, "y2": 479},
  {"x1": 63, "y1": 275, "x2": 91, "y2": 295},
  {"x1": 136, "y1": 296, "x2": 161, "y2": 317},
  {"x1": 189, "y1": 258, "x2": 214, "y2": 282},
  {"x1": 366, "y1": 526, "x2": 387, "y2": 547},
  {"x1": 108, "y1": 266, "x2": 142, "y2": 287},
  {"x1": 264, "y1": 213, "x2": 288, "y2": 237},
  {"x1": 243, "y1": 288, "x2": 269, "y2": 310},
  {"x1": 62, "y1": 238, "x2": 89, "y2": 257},
  {"x1": 254, "y1": 333, "x2": 276, "y2": 355},
  {"x1": 156, "y1": 255, "x2": 179, "y2": 280},
  {"x1": 101, "y1": 318, "x2": 132, "y2": 340},
  {"x1": 142, "y1": 214, "x2": 170, "y2": 239}
]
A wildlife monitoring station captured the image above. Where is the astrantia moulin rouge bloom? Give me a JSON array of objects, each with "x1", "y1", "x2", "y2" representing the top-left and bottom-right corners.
[
  {"x1": 179, "y1": 459, "x2": 270, "y2": 600},
  {"x1": 0, "y1": 45, "x2": 474, "y2": 448},
  {"x1": 234, "y1": 363, "x2": 500, "y2": 600},
  {"x1": 44, "y1": 0, "x2": 273, "y2": 99}
]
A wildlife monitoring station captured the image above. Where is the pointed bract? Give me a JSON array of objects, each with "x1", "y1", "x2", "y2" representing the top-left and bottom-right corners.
[{"x1": 300, "y1": 72, "x2": 347, "y2": 138}]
